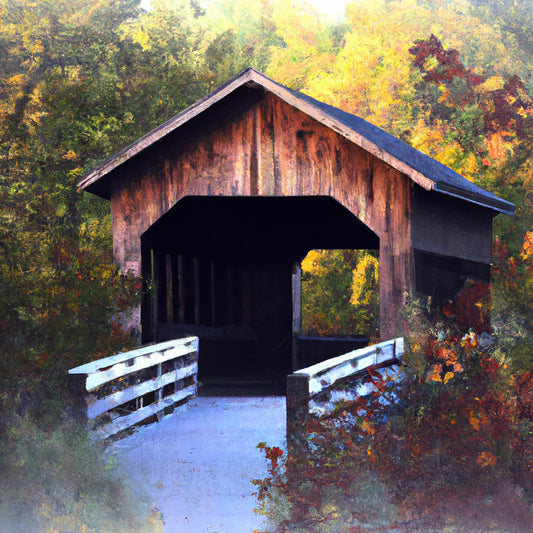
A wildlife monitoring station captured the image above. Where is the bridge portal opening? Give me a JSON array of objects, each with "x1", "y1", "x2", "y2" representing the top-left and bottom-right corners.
[
  {"x1": 141, "y1": 196, "x2": 379, "y2": 388},
  {"x1": 296, "y1": 248, "x2": 379, "y2": 368}
]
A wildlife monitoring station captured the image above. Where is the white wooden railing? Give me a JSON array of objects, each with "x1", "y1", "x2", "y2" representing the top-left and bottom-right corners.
[
  {"x1": 68, "y1": 337, "x2": 199, "y2": 439},
  {"x1": 286, "y1": 338, "x2": 404, "y2": 453}
]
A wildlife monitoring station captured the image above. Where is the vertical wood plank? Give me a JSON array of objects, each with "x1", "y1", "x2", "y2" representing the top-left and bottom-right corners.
[
  {"x1": 227, "y1": 264, "x2": 234, "y2": 325},
  {"x1": 177, "y1": 254, "x2": 186, "y2": 323},
  {"x1": 250, "y1": 109, "x2": 259, "y2": 196},
  {"x1": 150, "y1": 249, "x2": 158, "y2": 340},
  {"x1": 286, "y1": 373, "x2": 310, "y2": 458},
  {"x1": 166, "y1": 253, "x2": 173, "y2": 323},
  {"x1": 68, "y1": 373, "x2": 89, "y2": 420},
  {"x1": 242, "y1": 266, "x2": 252, "y2": 326},
  {"x1": 157, "y1": 363, "x2": 163, "y2": 402},
  {"x1": 292, "y1": 262, "x2": 302, "y2": 371},
  {"x1": 193, "y1": 257, "x2": 200, "y2": 325},
  {"x1": 210, "y1": 260, "x2": 216, "y2": 327}
]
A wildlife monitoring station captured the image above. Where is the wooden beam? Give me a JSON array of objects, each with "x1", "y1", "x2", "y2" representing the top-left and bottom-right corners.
[
  {"x1": 87, "y1": 362, "x2": 198, "y2": 420},
  {"x1": 227, "y1": 264, "x2": 234, "y2": 325},
  {"x1": 97, "y1": 385, "x2": 197, "y2": 440},
  {"x1": 193, "y1": 257, "x2": 200, "y2": 325},
  {"x1": 177, "y1": 254, "x2": 186, "y2": 323},
  {"x1": 150, "y1": 249, "x2": 158, "y2": 340},
  {"x1": 295, "y1": 338, "x2": 404, "y2": 397},
  {"x1": 286, "y1": 373, "x2": 310, "y2": 457},
  {"x1": 292, "y1": 262, "x2": 302, "y2": 371},
  {"x1": 68, "y1": 337, "x2": 200, "y2": 439},
  {"x1": 242, "y1": 266, "x2": 252, "y2": 326},
  {"x1": 210, "y1": 260, "x2": 216, "y2": 327},
  {"x1": 83, "y1": 343, "x2": 197, "y2": 391},
  {"x1": 69, "y1": 337, "x2": 198, "y2": 374},
  {"x1": 166, "y1": 253, "x2": 173, "y2": 323}
]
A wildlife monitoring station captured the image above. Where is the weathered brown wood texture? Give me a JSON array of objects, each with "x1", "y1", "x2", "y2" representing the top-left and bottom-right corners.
[{"x1": 111, "y1": 92, "x2": 413, "y2": 338}]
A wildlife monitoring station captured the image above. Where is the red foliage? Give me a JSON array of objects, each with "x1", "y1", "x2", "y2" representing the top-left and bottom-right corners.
[
  {"x1": 484, "y1": 75, "x2": 533, "y2": 139},
  {"x1": 265, "y1": 446, "x2": 283, "y2": 471},
  {"x1": 454, "y1": 281, "x2": 491, "y2": 332},
  {"x1": 409, "y1": 34, "x2": 483, "y2": 94},
  {"x1": 410, "y1": 35, "x2": 533, "y2": 150},
  {"x1": 255, "y1": 307, "x2": 533, "y2": 531}
]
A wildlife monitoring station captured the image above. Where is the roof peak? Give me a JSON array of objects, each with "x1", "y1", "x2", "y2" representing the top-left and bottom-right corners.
[{"x1": 78, "y1": 68, "x2": 514, "y2": 215}]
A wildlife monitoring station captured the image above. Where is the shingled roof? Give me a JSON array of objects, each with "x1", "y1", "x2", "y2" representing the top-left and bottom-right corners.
[{"x1": 78, "y1": 68, "x2": 515, "y2": 215}]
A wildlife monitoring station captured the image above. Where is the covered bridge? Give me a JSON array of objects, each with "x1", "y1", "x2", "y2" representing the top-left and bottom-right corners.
[{"x1": 78, "y1": 68, "x2": 514, "y2": 386}]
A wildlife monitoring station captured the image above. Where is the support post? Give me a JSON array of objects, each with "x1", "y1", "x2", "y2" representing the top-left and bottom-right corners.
[
  {"x1": 193, "y1": 256, "x2": 201, "y2": 325},
  {"x1": 291, "y1": 262, "x2": 302, "y2": 371},
  {"x1": 177, "y1": 254, "x2": 186, "y2": 323},
  {"x1": 286, "y1": 373, "x2": 309, "y2": 458},
  {"x1": 68, "y1": 373, "x2": 88, "y2": 421},
  {"x1": 150, "y1": 249, "x2": 159, "y2": 341},
  {"x1": 165, "y1": 253, "x2": 174, "y2": 323}
]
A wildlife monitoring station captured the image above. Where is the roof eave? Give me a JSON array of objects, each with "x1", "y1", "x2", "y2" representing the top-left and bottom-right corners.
[{"x1": 433, "y1": 183, "x2": 515, "y2": 216}]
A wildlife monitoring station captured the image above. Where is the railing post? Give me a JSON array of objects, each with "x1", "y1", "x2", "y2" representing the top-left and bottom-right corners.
[
  {"x1": 286, "y1": 373, "x2": 309, "y2": 458},
  {"x1": 157, "y1": 362, "x2": 163, "y2": 402},
  {"x1": 68, "y1": 373, "x2": 88, "y2": 421},
  {"x1": 291, "y1": 262, "x2": 302, "y2": 371}
]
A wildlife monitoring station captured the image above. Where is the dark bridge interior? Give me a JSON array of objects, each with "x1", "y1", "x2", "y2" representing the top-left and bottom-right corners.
[{"x1": 141, "y1": 195, "x2": 379, "y2": 388}]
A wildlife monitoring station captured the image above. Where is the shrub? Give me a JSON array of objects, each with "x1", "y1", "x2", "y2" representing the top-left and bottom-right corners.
[
  {"x1": 254, "y1": 297, "x2": 533, "y2": 532},
  {"x1": 0, "y1": 392, "x2": 162, "y2": 533}
]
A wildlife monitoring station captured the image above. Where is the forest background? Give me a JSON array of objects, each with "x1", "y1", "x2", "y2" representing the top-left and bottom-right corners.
[{"x1": 0, "y1": 0, "x2": 532, "y2": 531}]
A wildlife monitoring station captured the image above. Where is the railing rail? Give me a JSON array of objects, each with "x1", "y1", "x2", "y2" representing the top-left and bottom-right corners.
[
  {"x1": 68, "y1": 337, "x2": 199, "y2": 439},
  {"x1": 286, "y1": 337, "x2": 404, "y2": 453}
]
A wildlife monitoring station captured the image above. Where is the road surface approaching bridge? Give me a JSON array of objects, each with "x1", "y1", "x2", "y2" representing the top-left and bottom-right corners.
[{"x1": 108, "y1": 394, "x2": 286, "y2": 532}]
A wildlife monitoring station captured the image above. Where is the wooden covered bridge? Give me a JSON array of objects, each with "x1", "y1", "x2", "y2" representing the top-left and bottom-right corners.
[{"x1": 78, "y1": 68, "x2": 514, "y2": 388}]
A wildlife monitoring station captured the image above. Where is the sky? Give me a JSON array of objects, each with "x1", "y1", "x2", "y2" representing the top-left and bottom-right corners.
[{"x1": 308, "y1": 0, "x2": 346, "y2": 19}]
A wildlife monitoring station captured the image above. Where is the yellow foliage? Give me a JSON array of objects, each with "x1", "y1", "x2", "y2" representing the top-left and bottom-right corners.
[
  {"x1": 8, "y1": 73, "x2": 25, "y2": 87},
  {"x1": 132, "y1": 28, "x2": 151, "y2": 50},
  {"x1": 521, "y1": 231, "x2": 533, "y2": 261},
  {"x1": 478, "y1": 76, "x2": 505, "y2": 92},
  {"x1": 267, "y1": 0, "x2": 333, "y2": 89},
  {"x1": 443, "y1": 371, "x2": 454, "y2": 384},
  {"x1": 462, "y1": 152, "x2": 480, "y2": 180},
  {"x1": 62, "y1": 149, "x2": 78, "y2": 161},
  {"x1": 410, "y1": 117, "x2": 466, "y2": 169},
  {"x1": 267, "y1": 0, "x2": 527, "y2": 160},
  {"x1": 350, "y1": 253, "x2": 378, "y2": 307},
  {"x1": 300, "y1": 249, "x2": 325, "y2": 275}
]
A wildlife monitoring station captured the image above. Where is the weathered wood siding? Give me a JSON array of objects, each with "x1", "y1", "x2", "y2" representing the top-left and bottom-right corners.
[
  {"x1": 411, "y1": 187, "x2": 494, "y2": 264},
  {"x1": 110, "y1": 92, "x2": 414, "y2": 337}
]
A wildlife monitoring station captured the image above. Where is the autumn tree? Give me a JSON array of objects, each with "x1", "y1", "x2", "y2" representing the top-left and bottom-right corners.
[
  {"x1": 204, "y1": 0, "x2": 283, "y2": 87},
  {"x1": 300, "y1": 249, "x2": 379, "y2": 339},
  {"x1": 0, "y1": 1, "x2": 206, "y2": 529},
  {"x1": 265, "y1": 0, "x2": 344, "y2": 90}
]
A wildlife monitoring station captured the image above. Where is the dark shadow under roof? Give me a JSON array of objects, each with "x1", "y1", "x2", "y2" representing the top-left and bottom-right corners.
[{"x1": 78, "y1": 68, "x2": 515, "y2": 216}]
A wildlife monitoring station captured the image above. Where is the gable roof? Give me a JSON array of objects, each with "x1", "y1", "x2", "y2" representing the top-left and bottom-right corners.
[{"x1": 78, "y1": 68, "x2": 515, "y2": 215}]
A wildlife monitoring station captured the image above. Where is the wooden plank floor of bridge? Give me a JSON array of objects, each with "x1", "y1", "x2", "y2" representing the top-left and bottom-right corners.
[{"x1": 108, "y1": 395, "x2": 286, "y2": 533}]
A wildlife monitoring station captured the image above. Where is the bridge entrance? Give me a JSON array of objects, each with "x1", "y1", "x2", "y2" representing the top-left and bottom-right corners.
[{"x1": 141, "y1": 196, "x2": 378, "y2": 387}]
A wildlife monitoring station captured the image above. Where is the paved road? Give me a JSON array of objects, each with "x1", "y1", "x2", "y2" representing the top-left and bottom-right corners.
[{"x1": 109, "y1": 395, "x2": 286, "y2": 533}]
